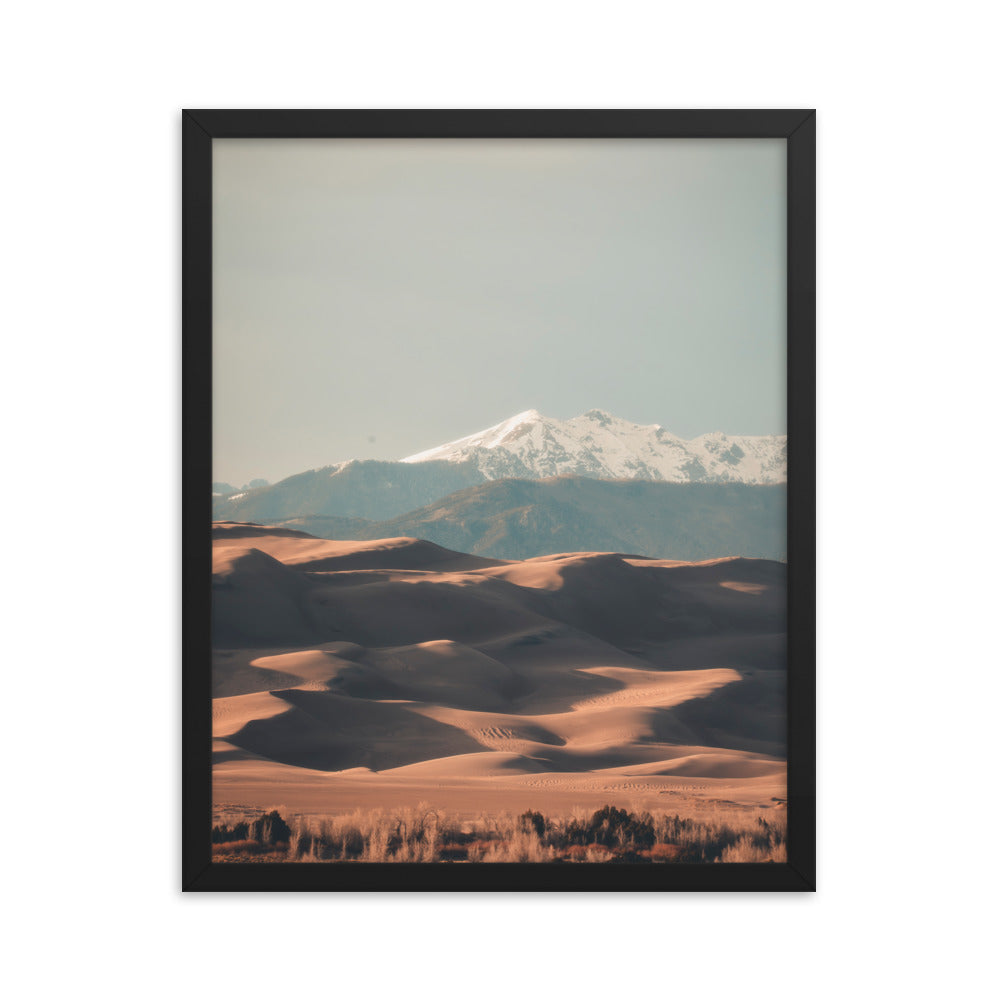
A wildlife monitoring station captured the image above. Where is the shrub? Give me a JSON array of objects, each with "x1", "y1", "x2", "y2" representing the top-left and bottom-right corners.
[
  {"x1": 211, "y1": 821, "x2": 249, "y2": 844},
  {"x1": 565, "y1": 805, "x2": 656, "y2": 850},
  {"x1": 212, "y1": 810, "x2": 291, "y2": 846},
  {"x1": 250, "y1": 810, "x2": 292, "y2": 845},
  {"x1": 519, "y1": 810, "x2": 546, "y2": 837}
]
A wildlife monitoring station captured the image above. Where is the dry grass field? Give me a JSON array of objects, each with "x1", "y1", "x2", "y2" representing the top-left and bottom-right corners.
[{"x1": 211, "y1": 801, "x2": 787, "y2": 864}]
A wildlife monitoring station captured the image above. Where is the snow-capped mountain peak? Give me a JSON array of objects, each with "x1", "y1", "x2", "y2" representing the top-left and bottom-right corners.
[{"x1": 401, "y1": 410, "x2": 786, "y2": 484}]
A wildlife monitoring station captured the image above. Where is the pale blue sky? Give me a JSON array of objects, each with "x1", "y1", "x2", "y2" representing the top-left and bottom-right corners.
[{"x1": 214, "y1": 138, "x2": 785, "y2": 485}]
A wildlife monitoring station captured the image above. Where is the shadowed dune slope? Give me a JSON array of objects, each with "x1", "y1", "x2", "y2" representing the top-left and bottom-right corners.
[{"x1": 212, "y1": 524, "x2": 787, "y2": 804}]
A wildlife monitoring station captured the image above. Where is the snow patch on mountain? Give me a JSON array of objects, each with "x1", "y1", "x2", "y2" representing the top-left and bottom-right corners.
[{"x1": 401, "y1": 409, "x2": 786, "y2": 484}]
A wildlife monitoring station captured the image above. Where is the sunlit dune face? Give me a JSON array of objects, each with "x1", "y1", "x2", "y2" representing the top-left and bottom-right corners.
[{"x1": 719, "y1": 580, "x2": 769, "y2": 594}]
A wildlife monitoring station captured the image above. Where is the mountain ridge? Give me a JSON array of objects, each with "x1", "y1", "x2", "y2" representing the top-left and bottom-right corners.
[
  {"x1": 229, "y1": 477, "x2": 786, "y2": 562},
  {"x1": 402, "y1": 408, "x2": 786, "y2": 484}
]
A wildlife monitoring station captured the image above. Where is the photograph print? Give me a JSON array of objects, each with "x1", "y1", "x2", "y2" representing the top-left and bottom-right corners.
[{"x1": 188, "y1": 111, "x2": 815, "y2": 890}]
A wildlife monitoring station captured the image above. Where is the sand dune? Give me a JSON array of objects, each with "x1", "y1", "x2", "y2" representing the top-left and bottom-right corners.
[
  {"x1": 213, "y1": 523, "x2": 504, "y2": 572},
  {"x1": 213, "y1": 690, "x2": 293, "y2": 739},
  {"x1": 211, "y1": 523, "x2": 787, "y2": 816}
]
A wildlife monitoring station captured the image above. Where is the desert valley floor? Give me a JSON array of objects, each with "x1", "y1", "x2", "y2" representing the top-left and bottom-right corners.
[{"x1": 212, "y1": 523, "x2": 787, "y2": 822}]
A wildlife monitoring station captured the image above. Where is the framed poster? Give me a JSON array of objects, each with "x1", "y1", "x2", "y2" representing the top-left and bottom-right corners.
[{"x1": 183, "y1": 109, "x2": 815, "y2": 891}]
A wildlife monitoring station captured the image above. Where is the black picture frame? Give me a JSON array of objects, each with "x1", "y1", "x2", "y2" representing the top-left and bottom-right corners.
[{"x1": 183, "y1": 109, "x2": 816, "y2": 892}]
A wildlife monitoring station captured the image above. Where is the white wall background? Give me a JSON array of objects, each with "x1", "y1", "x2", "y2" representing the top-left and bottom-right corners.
[{"x1": 3, "y1": 2, "x2": 996, "y2": 997}]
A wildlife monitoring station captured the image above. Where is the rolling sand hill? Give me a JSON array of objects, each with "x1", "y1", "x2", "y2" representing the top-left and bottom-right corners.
[{"x1": 212, "y1": 522, "x2": 787, "y2": 818}]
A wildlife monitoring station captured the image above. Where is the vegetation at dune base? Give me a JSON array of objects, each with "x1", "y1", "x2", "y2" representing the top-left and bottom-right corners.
[{"x1": 211, "y1": 803, "x2": 786, "y2": 864}]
